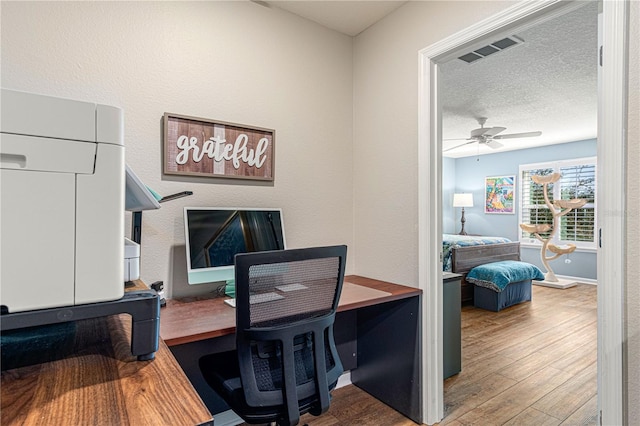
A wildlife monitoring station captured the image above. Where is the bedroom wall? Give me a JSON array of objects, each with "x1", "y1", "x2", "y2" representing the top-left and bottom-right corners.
[
  {"x1": 451, "y1": 139, "x2": 597, "y2": 280},
  {"x1": 1, "y1": 1, "x2": 354, "y2": 298},
  {"x1": 451, "y1": 139, "x2": 597, "y2": 240}
]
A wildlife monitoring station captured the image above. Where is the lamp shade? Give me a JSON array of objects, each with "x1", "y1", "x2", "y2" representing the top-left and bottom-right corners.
[{"x1": 453, "y1": 193, "x2": 474, "y2": 208}]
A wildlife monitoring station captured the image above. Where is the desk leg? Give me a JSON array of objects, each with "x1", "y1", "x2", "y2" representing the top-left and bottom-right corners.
[
  {"x1": 334, "y1": 310, "x2": 358, "y2": 371},
  {"x1": 351, "y1": 296, "x2": 422, "y2": 424}
]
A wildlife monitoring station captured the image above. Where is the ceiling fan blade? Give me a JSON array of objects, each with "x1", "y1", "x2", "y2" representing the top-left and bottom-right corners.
[
  {"x1": 470, "y1": 126, "x2": 506, "y2": 138},
  {"x1": 470, "y1": 127, "x2": 488, "y2": 137},
  {"x1": 486, "y1": 140, "x2": 504, "y2": 149},
  {"x1": 494, "y1": 131, "x2": 542, "y2": 140},
  {"x1": 483, "y1": 126, "x2": 507, "y2": 136},
  {"x1": 443, "y1": 140, "x2": 476, "y2": 152}
]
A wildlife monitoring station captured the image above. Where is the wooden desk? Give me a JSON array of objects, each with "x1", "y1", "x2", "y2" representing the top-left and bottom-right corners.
[
  {"x1": 161, "y1": 275, "x2": 419, "y2": 345},
  {"x1": 160, "y1": 275, "x2": 423, "y2": 424},
  {"x1": 1, "y1": 282, "x2": 213, "y2": 426}
]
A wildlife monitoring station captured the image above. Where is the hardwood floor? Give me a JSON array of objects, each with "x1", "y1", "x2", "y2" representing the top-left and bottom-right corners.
[
  {"x1": 441, "y1": 283, "x2": 597, "y2": 426},
  {"x1": 298, "y1": 385, "x2": 419, "y2": 426},
  {"x1": 245, "y1": 284, "x2": 597, "y2": 425}
]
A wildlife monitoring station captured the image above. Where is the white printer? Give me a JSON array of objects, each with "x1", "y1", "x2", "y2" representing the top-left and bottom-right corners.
[{"x1": 1, "y1": 89, "x2": 125, "y2": 313}]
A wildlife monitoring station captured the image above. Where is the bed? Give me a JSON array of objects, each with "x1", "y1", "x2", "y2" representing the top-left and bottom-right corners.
[{"x1": 442, "y1": 234, "x2": 521, "y2": 304}]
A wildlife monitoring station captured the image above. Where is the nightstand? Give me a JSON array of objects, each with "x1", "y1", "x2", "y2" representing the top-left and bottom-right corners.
[{"x1": 443, "y1": 272, "x2": 462, "y2": 378}]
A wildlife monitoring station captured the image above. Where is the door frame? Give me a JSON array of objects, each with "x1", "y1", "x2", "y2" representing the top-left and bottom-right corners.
[{"x1": 417, "y1": 1, "x2": 628, "y2": 424}]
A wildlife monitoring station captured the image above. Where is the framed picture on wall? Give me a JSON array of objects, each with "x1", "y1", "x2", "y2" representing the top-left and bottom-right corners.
[
  {"x1": 485, "y1": 175, "x2": 515, "y2": 214},
  {"x1": 163, "y1": 113, "x2": 275, "y2": 181}
]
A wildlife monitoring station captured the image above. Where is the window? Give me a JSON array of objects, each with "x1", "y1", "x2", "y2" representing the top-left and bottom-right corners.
[{"x1": 519, "y1": 157, "x2": 596, "y2": 250}]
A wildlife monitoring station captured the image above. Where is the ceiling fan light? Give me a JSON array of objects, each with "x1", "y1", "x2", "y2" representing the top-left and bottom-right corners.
[
  {"x1": 445, "y1": 117, "x2": 541, "y2": 155},
  {"x1": 486, "y1": 140, "x2": 504, "y2": 149}
]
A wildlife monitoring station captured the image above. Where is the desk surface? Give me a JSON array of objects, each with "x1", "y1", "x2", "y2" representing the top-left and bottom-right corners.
[
  {"x1": 1, "y1": 282, "x2": 213, "y2": 426},
  {"x1": 160, "y1": 275, "x2": 421, "y2": 346}
]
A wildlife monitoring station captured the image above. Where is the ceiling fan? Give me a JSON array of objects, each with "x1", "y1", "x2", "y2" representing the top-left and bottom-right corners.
[{"x1": 444, "y1": 117, "x2": 542, "y2": 152}]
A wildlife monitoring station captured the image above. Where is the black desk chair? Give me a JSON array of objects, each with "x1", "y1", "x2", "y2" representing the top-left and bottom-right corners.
[{"x1": 199, "y1": 245, "x2": 347, "y2": 426}]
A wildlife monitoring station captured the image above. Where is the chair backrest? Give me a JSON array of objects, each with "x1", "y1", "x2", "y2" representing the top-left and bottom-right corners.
[{"x1": 234, "y1": 245, "x2": 347, "y2": 426}]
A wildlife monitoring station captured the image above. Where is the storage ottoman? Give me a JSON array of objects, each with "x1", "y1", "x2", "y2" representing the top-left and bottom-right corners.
[{"x1": 465, "y1": 261, "x2": 545, "y2": 312}]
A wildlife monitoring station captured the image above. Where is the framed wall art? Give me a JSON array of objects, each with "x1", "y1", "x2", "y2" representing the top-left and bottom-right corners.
[
  {"x1": 485, "y1": 175, "x2": 515, "y2": 214},
  {"x1": 163, "y1": 113, "x2": 274, "y2": 181}
]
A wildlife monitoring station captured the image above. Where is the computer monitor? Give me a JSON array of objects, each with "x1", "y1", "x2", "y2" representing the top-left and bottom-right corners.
[{"x1": 184, "y1": 207, "x2": 286, "y2": 285}]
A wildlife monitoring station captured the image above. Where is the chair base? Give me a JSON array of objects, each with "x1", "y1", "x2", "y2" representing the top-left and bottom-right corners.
[{"x1": 199, "y1": 349, "x2": 339, "y2": 426}]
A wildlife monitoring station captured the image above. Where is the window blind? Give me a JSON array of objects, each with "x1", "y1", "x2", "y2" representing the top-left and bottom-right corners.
[{"x1": 519, "y1": 157, "x2": 597, "y2": 249}]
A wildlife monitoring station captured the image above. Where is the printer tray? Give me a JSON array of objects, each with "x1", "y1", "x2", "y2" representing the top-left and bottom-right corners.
[{"x1": 0, "y1": 290, "x2": 160, "y2": 364}]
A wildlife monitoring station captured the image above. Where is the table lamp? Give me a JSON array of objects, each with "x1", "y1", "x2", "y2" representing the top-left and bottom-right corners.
[{"x1": 453, "y1": 193, "x2": 474, "y2": 235}]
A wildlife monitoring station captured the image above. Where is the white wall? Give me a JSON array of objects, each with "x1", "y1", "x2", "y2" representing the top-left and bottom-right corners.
[
  {"x1": 352, "y1": 1, "x2": 512, "y2": 286},
  {"x1": 1, "y1": 1, "x2": 354, "y2": 297}
]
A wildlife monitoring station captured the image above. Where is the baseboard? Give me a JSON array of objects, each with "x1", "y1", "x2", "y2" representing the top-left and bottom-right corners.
[{"x1": 336, "y1": 371, "x2": 352, "y2": 389}]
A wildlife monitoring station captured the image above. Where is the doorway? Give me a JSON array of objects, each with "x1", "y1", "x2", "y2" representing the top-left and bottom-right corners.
[{"x1": 417, "y1": 1, "x2": 628, "y2": 425}]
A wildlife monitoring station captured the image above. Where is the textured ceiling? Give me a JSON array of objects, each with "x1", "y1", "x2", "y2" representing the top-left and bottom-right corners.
[
  {"x1": 263, "y1": 1, "x2": 599, "y2": 159},
  {"x1": 440, "y1": 2, "x2": 599, "y2": 158}
]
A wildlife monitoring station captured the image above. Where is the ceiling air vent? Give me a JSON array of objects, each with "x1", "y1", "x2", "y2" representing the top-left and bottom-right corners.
[{"x1": 458, "y1": 35, "x2": 524, "y2": 64}]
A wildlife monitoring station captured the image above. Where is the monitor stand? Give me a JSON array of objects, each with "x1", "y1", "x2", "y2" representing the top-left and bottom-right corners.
[
  {"x1": 224, "y1": 279, "x2": 236, "y2": 298},
  {"x1": 223, "y1": 279, "x2": 236, "y2": 308},
  {"x1": 0, "y1": 290, "x2": 160, "y2": 361}
]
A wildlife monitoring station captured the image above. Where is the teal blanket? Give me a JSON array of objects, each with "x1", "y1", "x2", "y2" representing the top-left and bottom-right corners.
[{"x1": 466, "y1": 260, "x2": 544, "y2": 292}]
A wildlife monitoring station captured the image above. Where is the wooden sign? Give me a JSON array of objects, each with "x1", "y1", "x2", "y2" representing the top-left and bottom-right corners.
[{"x1": 163, "y1": 113, "x2": 274, "y2": 181}]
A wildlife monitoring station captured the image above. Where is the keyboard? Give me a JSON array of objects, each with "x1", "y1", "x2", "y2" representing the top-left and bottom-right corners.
[{"x1": 224, "y1": 291, "x2": 286, "y2": 308}]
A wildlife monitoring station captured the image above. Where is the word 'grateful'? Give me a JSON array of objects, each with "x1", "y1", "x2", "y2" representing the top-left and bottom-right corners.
[{"x1": 175, "y1": 134, "x2": 269, "y2": 169}]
